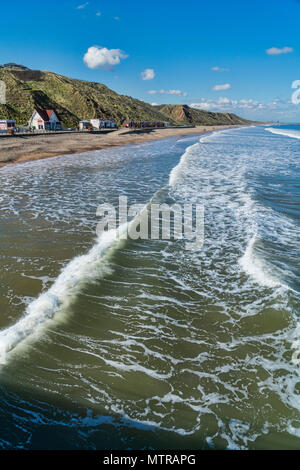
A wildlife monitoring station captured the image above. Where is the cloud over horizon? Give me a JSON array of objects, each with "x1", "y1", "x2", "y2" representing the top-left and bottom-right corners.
[
  {"x1": 190, "y1": 96, "x2": 287, "y2": 116},
  {"x1": 83, "y1": 46, "x2": 129, "y2": 70}
]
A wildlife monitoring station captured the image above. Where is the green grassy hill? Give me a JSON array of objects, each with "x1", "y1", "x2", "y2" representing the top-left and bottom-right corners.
[
  {"x1": 154, "y1": 104, "x2": 252, "y2": 126},
  {"x1": 0, "y1": 67, "x2": 252, "y2": 127}
]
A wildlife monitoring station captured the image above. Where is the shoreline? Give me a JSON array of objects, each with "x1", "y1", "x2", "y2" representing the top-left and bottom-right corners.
[{"x1": 0, "y1": 125, "x2": 240, "y2": 168}]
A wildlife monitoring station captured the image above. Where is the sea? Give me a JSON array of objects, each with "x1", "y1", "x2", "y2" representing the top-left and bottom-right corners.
[{"x1": 0, "y1": 124, "x2": 299, "y2": 449}]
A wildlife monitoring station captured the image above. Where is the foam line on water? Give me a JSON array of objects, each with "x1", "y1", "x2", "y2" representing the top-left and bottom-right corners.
[
  {"x1": 239, "y1": 234, "x2": 286, "y2": 289},
  {"x1": 169, "y1": 141, "x2": 200, "y2": 186},
  {"x1": 265, "y1": 127, "x2": 300, "y2": 140}
]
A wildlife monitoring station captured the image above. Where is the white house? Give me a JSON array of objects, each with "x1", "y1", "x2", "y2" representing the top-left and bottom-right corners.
[
  {"x1": 90, "y1": 119, "x2": 116, "y2": 129},
  {"x1": 29, "y1": 109, "x2": 62, "y2": 131},
  {"x1": 0, "y1": 120, "x2": 16, "y2": 132}
]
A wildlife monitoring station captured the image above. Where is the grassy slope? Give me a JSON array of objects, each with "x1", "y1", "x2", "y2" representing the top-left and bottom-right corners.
[{"x1": 155, "y1": 104, "x2": 252, "y2": 126}]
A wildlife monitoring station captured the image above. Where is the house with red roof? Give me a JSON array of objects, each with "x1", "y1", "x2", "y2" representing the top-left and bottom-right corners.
[{"x1": 29, "y1": 109, "x2": 62, "y2": 131}]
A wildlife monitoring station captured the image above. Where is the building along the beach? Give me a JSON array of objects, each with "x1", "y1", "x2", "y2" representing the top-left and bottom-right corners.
[
  {"x1": 0, "y1": 120, "x2": 16, "y2": 132},
  {"x1": 29, "y1": 109, "x2": 62, "y2": 131},
  {"x1": 123, "y1": 121, "x2": 170, "y2": 129},
  {"x1": 90, "y1": 119, "x2": 117, "y2": 129},
  {"x1": 78, "y1": 120, "x2": 91, "y2": 130}
]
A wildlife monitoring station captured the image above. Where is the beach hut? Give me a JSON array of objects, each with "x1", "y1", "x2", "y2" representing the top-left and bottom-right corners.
[
  {"x1": 29, "y1": 109, "x2": 62, "y2": 131},
  {"x1": 0, "y1": 120, "x2": 16, "y2": 132},
  {"x1": 78, "y1": 120, "x2": 91, "y2": 130}
]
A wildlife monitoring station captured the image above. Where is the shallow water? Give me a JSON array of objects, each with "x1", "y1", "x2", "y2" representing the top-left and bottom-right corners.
[{"x1": 0, "y1": 126, "x2": 299, "y2": 449}]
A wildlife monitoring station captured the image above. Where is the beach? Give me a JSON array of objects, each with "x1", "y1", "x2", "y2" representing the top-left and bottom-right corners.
[{"x1": 0, "y1": 125, "x2": 235, "y2": 167}]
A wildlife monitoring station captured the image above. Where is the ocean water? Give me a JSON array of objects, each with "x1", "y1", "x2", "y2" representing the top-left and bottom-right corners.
[{"x1": 0, "y1": 125, "x2": 299, "y2": 449}]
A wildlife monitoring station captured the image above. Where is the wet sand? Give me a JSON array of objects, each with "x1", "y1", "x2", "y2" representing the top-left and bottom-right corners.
[{"x1": 0, "y1": 125, "x2": 237, "y2": 167}]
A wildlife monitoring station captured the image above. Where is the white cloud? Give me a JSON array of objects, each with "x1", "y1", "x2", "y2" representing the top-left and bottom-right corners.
[
  {"x1": 77, "y1": 2, "x2": 89, "y2": 9},
  {"x1": 266, "y1": 46, "x2": 293, "y2": 55},
  {"x1": 83, "y1": 46, "x2": 128, "y2": 70},
  {"x1": 218, "y1": 97, "x2": 230, "y2": 104},
  {"x1": 190, "y1": 96, "x2": 285, "y2": 113},
  {"x1": 151, "y1": 102, "x2": 159, "y2": 106},
  {"x1": 141, "y1": 69, "x2": 155, "y2": 80},
  {"x1": 212, "y1": 83, "x2": 231, "y2": 91},
  {"x1": 148, "y1": 89, "x2": 188, "y2": 96},
  {"x1": 211, "y1": 66, "x2": 229, "y2": 72}
]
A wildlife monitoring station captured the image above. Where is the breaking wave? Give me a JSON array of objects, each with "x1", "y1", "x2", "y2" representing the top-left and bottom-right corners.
[{"x1": 265, "y1": 127, "x2": 300, "y2": 140}]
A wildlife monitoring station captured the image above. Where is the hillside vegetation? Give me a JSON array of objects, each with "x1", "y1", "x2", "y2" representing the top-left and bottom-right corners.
[
  {"x1": 0, "y1": 67, "x2": 252, "y2": 127},
  {"x1": 155, "y1": 104, "x2": 252, "y2": 126}
]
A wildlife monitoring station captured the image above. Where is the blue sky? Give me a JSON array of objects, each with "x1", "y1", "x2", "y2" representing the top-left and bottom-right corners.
[{"x1": 1, "y1": 0, "x2": 300, "y2": 121}]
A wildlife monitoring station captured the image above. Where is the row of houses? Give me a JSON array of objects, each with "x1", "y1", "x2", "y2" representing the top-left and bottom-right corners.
[
  {"x1": 0, "y1": 109, "x2": 172, "y2": 133},
  {"x1": 0, "y1": 109, "x2": 117, "y2": 132},
  {"x1": 0, "y1": 109, "x2": 63, "y2": 132},
  {"x1": 123, "y1": 121, "x2": 171, "y2": 129}
]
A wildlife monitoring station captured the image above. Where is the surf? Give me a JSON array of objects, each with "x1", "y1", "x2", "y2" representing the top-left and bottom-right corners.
[{"x1": 265, "y1": 127, "x2": 300, "y2": 140}]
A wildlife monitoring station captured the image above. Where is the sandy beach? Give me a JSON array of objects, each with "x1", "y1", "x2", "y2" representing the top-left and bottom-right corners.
[{"x1": 0, "y1": 125, "x2": 237, "y2": 167}]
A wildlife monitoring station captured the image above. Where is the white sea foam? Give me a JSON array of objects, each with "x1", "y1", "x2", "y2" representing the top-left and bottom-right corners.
[
  {"x1": 170, "y1": 127, "x2": 288, "y2": 292},
  {"x1": 265, "y1": 127, "x2": 300, "y2": 140},
  {"x1": 239, "y1": 234, "x2": 284, "y2": 288},
  {"x1": 169, "y1": 142, "x2": 200, "y2": 186}
]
